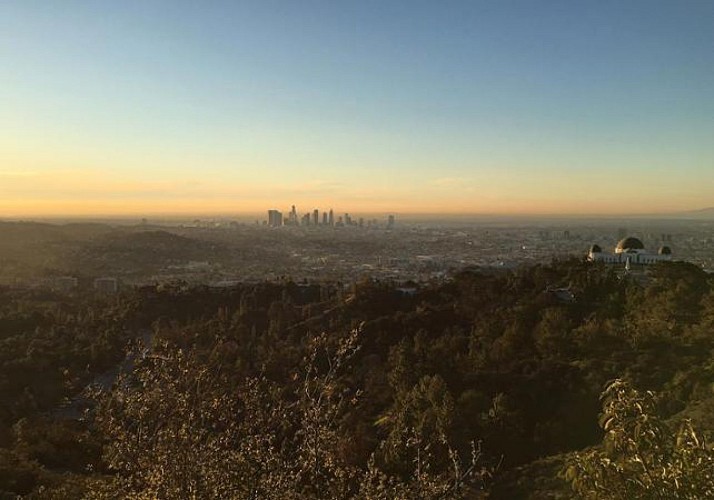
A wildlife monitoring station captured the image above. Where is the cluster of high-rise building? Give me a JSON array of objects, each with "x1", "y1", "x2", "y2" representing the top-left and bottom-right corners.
[{"x1": 266, "y1": 206, "x2": 395, "y2": 229}]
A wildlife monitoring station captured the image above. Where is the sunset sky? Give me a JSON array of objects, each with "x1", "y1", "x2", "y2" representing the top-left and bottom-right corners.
[{"x1": 2, "y1": 1, "x2": 713, "y2": 217}]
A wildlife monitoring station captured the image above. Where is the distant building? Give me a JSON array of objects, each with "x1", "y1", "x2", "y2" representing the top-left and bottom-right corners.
[
  {"x1": 396, "y1": 287, "x2": 418, "y2": 297},
  {"x1": 387, "y1": 214, "x2": 395, "y2": 229},
  {"x1": 288, "y1": 205, "x2": 298, "y2": 225},
  {"x1": 546, "y1": 286, "x2": 576, "y2": 303},
  {"x1": 268, "y1": 210, "x2": 283, "y2": 227},
  {"x1": 322, "y1": 212, "x2": 328, "y2": 225},
  {"x1": 328, "y1": 209, "x2": 334, "y2": 226},
  {"x1": 54, "y1": 276, "x2": 78, "y2": 292},
  {"x1": 302, "y1": 213, "x2": 311, "y2": 226},
  {"x1": 588, "y1": 237, "x2": 672, "y2": 265},
  {"x1": 94, "y1": 277, "x2": 118, "y2": 293},
  {"x1": 313, "y1": 209, "x2": 319, "y2": 225}
]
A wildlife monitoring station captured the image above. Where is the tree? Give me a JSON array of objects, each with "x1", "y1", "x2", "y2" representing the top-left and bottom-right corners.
[
  {"x1": 564, "y1": 379, "x2": 714, "y2": 499},
  {"x1": 89, "y1": 330, "x2": 491, "y2": 499}
]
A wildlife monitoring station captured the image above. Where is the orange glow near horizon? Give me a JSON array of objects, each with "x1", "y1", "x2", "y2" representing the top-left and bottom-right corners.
[
  {"x1": 0, "y1": 152, "x2": 712, "y2": 218},
  {"x1": 1, "y1": 193, "x2": 710, "y2": 219},
  {"x1": 1, "y1": 164, "x2": 713, "y2": 219}
]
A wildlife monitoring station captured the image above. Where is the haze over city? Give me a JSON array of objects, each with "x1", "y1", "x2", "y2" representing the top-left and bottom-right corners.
[{"x1": 2, "y1": 0, "x2": 713, "y2": 217}]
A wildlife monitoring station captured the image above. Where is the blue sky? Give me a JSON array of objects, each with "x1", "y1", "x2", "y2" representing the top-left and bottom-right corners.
[{"x1": 1, "y1": 0, "x2": 713, "y2": 215}]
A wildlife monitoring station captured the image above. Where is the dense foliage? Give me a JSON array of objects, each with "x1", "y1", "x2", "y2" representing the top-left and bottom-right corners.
[
  {"x1": 1, "y1": 259, "x2": 713, "y2": 498},
  {"x1": 87, "y1": 331, "x2": 489, "y2": 499},
  {"x1": 566, "y1": 379, "x2": 714, "y2": 499}
]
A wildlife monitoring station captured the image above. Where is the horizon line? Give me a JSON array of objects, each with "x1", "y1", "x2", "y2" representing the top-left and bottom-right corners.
[{"x1": 1, "y1": 207, "x2": 712, "y2": 222}]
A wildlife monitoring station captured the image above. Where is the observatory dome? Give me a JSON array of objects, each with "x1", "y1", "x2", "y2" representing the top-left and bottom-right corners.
[{"x1": 615, "y1": 237, "x2": 645, "y2": 253}]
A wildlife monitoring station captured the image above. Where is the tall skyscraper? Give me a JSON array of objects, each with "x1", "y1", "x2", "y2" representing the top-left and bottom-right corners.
[
  {"x1": 268, "y1": 210, "x2": 283, "y2": 227},
  {"x1": 328, "y1": 209, "x2": 334, "y2": 226},
  {"x1": 387, "y1": 214, "x2": 395, "y2": 229},
  {"x1": 288, "y1": 205, "x2": 298, "y2": 225},
  {"x1": 322, "y1": 212, "x2": 328, "y2": 225},
  {"x1": 313, "y1": 209, "x2": 319, "y2": 225}
]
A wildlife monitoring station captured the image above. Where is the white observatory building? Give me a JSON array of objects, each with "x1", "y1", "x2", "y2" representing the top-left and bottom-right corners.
[{"x1": 588, "y1": 237, "x2": 672, "y2": 265}]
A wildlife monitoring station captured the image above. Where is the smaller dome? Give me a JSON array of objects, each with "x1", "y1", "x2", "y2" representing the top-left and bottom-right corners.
[
  {"x1": 589, "y1": 244, "x2": 602, "y2": 253},
  {"x1": 616, "y1": 237, "x2": 645, "y2": 252},
  {"x1": 658, "y1": 246, "x2": 672, "y2": 255}
]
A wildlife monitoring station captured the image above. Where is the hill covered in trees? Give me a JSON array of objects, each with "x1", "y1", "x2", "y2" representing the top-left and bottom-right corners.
[{"x1": 1, "y1": 259, "x2": 713, "y2": 498}]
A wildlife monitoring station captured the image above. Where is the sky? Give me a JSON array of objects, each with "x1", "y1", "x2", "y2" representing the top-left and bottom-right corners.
[{"x1": 1, "y1": 0, "x2": 713, "y2": 217}]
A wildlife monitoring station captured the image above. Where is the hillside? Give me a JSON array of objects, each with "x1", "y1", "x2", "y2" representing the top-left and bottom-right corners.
[
  {"x1": 0, "y1": 259, "x2": 713, "y2": 498},
  {"x1": 0, "y1": 223, "x2": 229, "y2": 280},
  {"x1": 67, "y1": 229, "x2": 227, "y2": 277}
]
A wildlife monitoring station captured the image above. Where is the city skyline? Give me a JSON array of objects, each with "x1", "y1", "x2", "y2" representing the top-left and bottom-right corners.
[
  {"x1": 265, "y1": 205, "x2": 394, "y2": 228},
  {"x1": 2, "y1": 1, "x2": 714, "y2": 217}
]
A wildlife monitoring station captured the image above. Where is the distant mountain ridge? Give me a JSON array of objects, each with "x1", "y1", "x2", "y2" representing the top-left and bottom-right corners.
[{"x1": 678, "y1": 207, "x2": 714, "y2": 219}]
